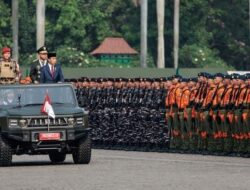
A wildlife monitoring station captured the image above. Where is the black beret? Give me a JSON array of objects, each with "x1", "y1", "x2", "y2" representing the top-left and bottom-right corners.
[
  {"x1": 204, "y1": 72, "x2": 212, "y2": 78},
  {"x1": 139, "y1": 77, "x2": 144, "y2": 81},
  {"x1": 80, "y1": 77, "x2": 86, "y2": 81},
  {"x1": 107, "y1": 78, "x2": 114, "y2": 81},
  {"x1": 114, "y1": 78, "x2": 122, "y2": 82},
  {"x1": 238, "y1": 75, "x2": 246, "y2": 80},
  {"x1": 231, "y1": 73, "x2": 239, "y2": 79},
  {"x1": 188, "y1": 77, "x2": 198, "y2": 82},
  {"x1": 156, "y1": 77, "x2": 166, "y2": 82},
  {"x1": 69, "y1": 78, "x2": 77, "y2": 82},
  {"x1": 48, "y1": 52, "x2": 56, "y2": 58},
  {"x1": 37, "y1": 46, "x2": 48, "y2": 53},
  {"x1": 152, "y1": 78, "x2": 159, "y2": 82},
  {"x1": 172, "y1": 74, "x2": 182, "y2": 79},
  {"x1": 223, "y1": 75, "x2": 231, "y2": 79},
  {"x1": 214, "y1": 73, "x2": 224, "y2": 78},
  {"x1": 198, "y1": 72, "x2": 206, "y2": 77},
  {"x1": 244, "y1": 73, "x2": 250, "y2": 79},
  {"x1": 179, "y1": 78, "x2": 188, "y2": 82},
  {"x1": 166, "y1": 76, "x2": 173, "y2": 80},
  {"x1": 144, "y1": 78, "x2": 153, "y2": 82},
  {"x1": 96, "y1": 78, "x2": 103, "y2": 82},
  {"x1": 208, "y1": 74, "x2": 215, "y2": 79}
]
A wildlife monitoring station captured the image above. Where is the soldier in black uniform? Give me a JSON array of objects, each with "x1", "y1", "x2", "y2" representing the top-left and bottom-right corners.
[{"x1": 29, "y1": 46, "x2": 48, "y2": 83}]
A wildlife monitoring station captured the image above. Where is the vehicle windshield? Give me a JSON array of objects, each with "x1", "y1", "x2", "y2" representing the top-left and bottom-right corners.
[{"x1": 0, "y1": 85, "x2": 77, "y2": 107}]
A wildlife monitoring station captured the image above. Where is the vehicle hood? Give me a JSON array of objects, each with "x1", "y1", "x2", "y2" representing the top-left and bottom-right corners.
[{"x1": 3, "y1": 106, "x2": 84, "y2": 117}]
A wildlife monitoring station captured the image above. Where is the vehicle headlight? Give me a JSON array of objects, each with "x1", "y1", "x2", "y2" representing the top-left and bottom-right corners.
[
  {"x1": 67, "y1": 117, "x2": 75, "y2": 126},
  {"x1": 19, "y1": 119, "x2": 28, "y2": 128},
  {"x1": 76, "y1": 117, "x2": 84, "y2": 126},
  {"x1": 9, "y1": 119, "x2": 18, "y2": 128}
]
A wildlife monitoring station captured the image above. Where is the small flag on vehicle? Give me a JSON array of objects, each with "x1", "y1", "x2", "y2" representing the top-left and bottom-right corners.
[{"x1": 41, "y1": 94, "x2": 55, "y2": 119}]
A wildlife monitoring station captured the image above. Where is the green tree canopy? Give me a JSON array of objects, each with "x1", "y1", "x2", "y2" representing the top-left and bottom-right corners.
[{"x1": 0, "y1": 0, "x2": 249, "y2": 70}]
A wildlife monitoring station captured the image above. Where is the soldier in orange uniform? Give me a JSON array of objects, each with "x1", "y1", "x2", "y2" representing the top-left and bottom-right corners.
[
  {"x1": 166, "y1": 75, "x2": 181, "y2": 149},
  {"x1": 235, "y1": 75, "x2": 248, "y2": 154},
  {"x1": 187, "y1": 78, "x2": 198, "y2": 151},
  {"x1": 165, "y1": 77, "x2": 175, "y2": 149},
  {"x1": 200, "y1": 75, "x2": 217, "y2": 152},
  {"x1": 220, "y1": 75, "x2": 233, "y2": 154},
  {"x1": 243, "y1": 74, "x2": 250, "y2": 154},
  {"x1": 229, "y1": 74, "x2": 240, "y2": 153},
  {"x1": 178, "y1": 78, "x2": 191, "y2": 150},
  {"x1": 211, "y1": 73, "x2": 225, "y2": 153}
]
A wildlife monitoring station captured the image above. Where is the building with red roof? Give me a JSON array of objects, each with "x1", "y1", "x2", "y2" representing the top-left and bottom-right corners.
[{"x1": 90, "y1": 37, "x2": 138, "y2": 64}]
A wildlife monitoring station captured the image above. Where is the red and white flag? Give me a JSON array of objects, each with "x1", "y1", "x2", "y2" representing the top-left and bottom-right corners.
[{"x1": 41, "y1": 94, "x2": 55, "y2": 119}]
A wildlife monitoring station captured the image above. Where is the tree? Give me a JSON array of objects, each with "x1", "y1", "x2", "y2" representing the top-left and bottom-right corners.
[
  {"x1": 1, "y1": 0, "x2": 248, "y2": 69},
  {"x1": 12, "y1": 0, "x2": 18, "y2": 62},
  {"x1": 0, "y1": 0, "x2": 11, "y2": 48},
  {"x1": 173, "y1": 0, "x2": 180, "y2": 71},
  {"x1": 140, "y1": 0, "x2": 148, "y2": 68},
  {"x1": 36, "y1": 0, "x2": 45, "y2": 49},
  {"x1": 19, "y1": 0, "x2": 36, "y2": 54},
  {"x1": 156, "y1": 0, "x2": 165, "y2": 68}
]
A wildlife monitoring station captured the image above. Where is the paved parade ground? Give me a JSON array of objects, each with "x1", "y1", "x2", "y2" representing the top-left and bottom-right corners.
[{"x1": 0, "y1": 149, "x2": 250, "y2": 190}]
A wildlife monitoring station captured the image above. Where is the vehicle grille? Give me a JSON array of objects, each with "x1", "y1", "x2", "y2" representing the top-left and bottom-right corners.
[{"x1": 28, "y1": 118, "x2": 68, "y2": 127}]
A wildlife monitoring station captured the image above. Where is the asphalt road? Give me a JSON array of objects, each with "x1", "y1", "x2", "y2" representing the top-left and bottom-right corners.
[{"x1": 0, "y1": 149, "x2": 250, "y2": 190}]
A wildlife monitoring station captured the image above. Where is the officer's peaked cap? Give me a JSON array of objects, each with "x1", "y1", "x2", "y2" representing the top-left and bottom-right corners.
[{"x1": 37, "y1": 46, "x2": 48, "y2": 53}]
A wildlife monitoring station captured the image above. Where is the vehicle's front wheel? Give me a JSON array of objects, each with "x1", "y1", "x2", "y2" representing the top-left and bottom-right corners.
[
  {"x1": 72, "y1": 136, "x2": 91, "y2": 164},
  {"x1": 0, "y1": 135, "x2": 12, "y2": 167},
  {"x1": 49, "y1": 152, "x2": 66, "y2": 163}
]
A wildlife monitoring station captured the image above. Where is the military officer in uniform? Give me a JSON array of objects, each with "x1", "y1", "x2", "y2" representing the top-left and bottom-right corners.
[
  {"x1": 0, "y1": 47, "x2": 20, "y2": 84},
  {"x1": 29, "y1": 46, "x2": 48, "y2": 83}
]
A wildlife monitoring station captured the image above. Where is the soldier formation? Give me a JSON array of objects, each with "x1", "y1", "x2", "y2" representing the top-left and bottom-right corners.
[
  {"x1": 73, "y1": 77, "x2": 168, "y2": 150},
  {"x1": 166, "y1": 72, "x2": 250, "y2": 155},
  {"x1": 1, "y1": 46, "x2": 250, "y2": 156},
  {"x1": 71, "y1": 73, "x2": 250, "y2": 156}
]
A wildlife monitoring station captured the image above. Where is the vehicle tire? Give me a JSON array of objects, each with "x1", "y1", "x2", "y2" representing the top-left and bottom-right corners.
[
  {"x1": 0, "y1": 135, "x2": 12, "y2": 167},
  {"x1": 72, "y1": 135, "x2": 91, "y2": 164},
  {"x1": 49, "y1": 152, "x2": 66, "y2": 163}
]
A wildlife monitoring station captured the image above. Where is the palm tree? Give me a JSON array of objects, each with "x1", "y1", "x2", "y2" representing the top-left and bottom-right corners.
[
  {"x1": 156, "y1": 0, "x2": 165, "y2": 68},
  {"x1": 36, "y1": 0, "x2": 45, "y2": 49},
  {"x1": 132, "y1": 0, "x2": 140, "y2": 7},
  {"x1": 132, "y1": 0, "x2": 148, "y2": 68},
  {"x1": 140, "y1": 0, "x2": 148, "y2": 68},
  {"x1": 12, "y1": 0, "x2": 19, "y2": 62},
  {"x1": 173, "y1": 0, "x2": 180, "y2": 72}
]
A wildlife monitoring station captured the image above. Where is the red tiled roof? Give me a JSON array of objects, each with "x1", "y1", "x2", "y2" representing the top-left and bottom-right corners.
[{"x1": 90, "y1": 37, "x2": 138, "y2": 55}]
